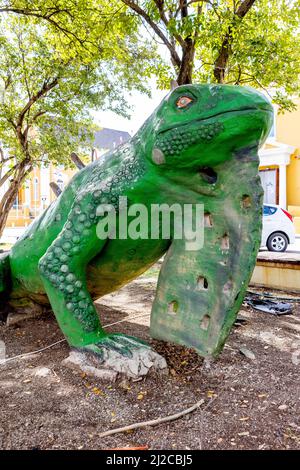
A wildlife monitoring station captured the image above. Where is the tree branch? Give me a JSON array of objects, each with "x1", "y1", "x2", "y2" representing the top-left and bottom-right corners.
[
  {"x1": 153, "y1": 0, "x2": 185, "y2": 48},
  {"x1": 16, "y1": 78, "x2": 58, "y2": 134},
  {"x1": 121, "y1": 0, "x2": 181, "y2": 68},
  {"x1": 0, "y1": 162, "x2": 19, "y2": 187},
  {"x1": 0, "y1": 7, "x2": 86, "y2": 45},
  {"x1": 213, "y1": 0, "x2": 256, "y2": 83}
]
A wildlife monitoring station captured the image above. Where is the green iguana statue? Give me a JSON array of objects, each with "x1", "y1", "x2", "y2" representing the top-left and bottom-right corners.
[{"x1": 0, "y1": 84, "x2": 273, "y2": 379}]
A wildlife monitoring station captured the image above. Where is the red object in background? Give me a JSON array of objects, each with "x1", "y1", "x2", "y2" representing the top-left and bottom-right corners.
[{"x1": 281, "y1": 208, "x2": 293, "y2": 222}]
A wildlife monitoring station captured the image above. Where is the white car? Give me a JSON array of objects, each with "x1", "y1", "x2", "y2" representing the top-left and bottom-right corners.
[{"x1": 261, "y1": 204, "x2": 295, "y2": 252}]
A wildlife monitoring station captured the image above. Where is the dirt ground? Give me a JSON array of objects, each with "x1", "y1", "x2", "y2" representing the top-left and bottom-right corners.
[{"x1": 1, "y1": 265, "x2": 300, "y2": 450}]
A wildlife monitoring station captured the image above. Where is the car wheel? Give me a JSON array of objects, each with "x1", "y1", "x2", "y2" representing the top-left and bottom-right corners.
[{"x1": 267, "y1": 232, "x2": 288, "y2": 252}]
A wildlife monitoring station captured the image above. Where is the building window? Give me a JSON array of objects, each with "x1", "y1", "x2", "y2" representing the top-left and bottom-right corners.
[
  {"x1": 259, "y1": 169, "x2": 278, "y2": 204},
  {"x1": 56, "y1": 172, "x2": 64, "y2": 191},
  {"x1": 13, "y1": 195, "x2": 19, "y2": 209},
  {"x1": 33, "y1": 177, "x2": 39, "y2": 201},
  {"x1": 57, "y1": 178, "x2": 64, "y2": 191},
  {"x1": 268, "y1": 120, "x2": 276, "y2": 139}
]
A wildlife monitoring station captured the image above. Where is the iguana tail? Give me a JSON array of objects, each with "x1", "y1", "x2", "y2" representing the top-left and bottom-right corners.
[{"x1": 0, "y1": 252, "x2": 11, "y2": 315}]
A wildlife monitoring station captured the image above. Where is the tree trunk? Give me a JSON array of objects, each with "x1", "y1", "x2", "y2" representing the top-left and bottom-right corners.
[
  {"x1": 0, "y1": 160, "x2": 31, "y2": 239},
  {"x1": 213, "y1": 32, "x2": 231, "y2": 83},
  {"x1": 177, "y1": 39, "x2": 195, "y2": 85}
]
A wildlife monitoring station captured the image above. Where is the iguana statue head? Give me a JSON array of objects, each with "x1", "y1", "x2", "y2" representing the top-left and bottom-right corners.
[{"x1": 139, "y1": 84, "x2": 273, "y2": 168}]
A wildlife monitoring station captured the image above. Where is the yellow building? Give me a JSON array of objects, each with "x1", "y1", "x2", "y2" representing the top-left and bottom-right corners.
[
  {"x1": 4, "y1": 128, "x2": 131, "y2": 228},
  {"x1": 6, "y1": 165, "x2": 75, "y2": 227},
  {"x1": 259, "y1": 98, "x2": 300, "y2": 232}
]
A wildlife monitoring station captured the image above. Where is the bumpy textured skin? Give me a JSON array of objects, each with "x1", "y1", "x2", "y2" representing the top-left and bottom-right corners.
[{"x1": 0, "y1": 84, "x2": 273, "y2": 361}]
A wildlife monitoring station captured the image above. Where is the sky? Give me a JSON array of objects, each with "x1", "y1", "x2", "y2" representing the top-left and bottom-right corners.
[
  {"x1": 92, "y1": 35, "x2": 171, "y2": 136},
  {"x1": 92, "y1": 78, "x2": 169, "y2": 136}
]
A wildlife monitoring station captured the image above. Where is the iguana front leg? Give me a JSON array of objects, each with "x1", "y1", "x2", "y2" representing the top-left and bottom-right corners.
[{"x1": 38, "y1": 193, "x2": 166, "y2": 379}]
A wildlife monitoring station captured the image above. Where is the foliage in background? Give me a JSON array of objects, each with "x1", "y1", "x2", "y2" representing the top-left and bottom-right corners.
[
  {"x1": 0, "y1": 3, "x2": 159, "y2": 236},
  {"x1": 121, "y1": 0, "x2": 300, "y2": 112}
]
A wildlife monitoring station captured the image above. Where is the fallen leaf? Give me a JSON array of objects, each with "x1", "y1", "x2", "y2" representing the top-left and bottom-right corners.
[
  {"x1": 207, "y1": 390, "x2": 217, "y2": 398},
  {"x1": 92, "y1": 387, "x2": 104, "y2": 396}
]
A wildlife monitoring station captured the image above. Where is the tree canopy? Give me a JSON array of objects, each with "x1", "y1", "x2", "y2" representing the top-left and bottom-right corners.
[
  {"x1": 121, "y1": 0, "x2": 300, "y2": 112},
  {"x1": 0, "y1": 4, "x2": 158, "y2": 235}
]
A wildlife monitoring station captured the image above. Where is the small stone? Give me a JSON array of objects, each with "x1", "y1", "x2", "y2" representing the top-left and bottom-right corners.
[
  {"x1": 34, "y1": 367, "x2": 51, "y2": 377},
  {"x1": 239, "y1": 347, "x2": 255, "y2": 360},
  {"x1": 278, "y1": 404, "x2": 288, "y2": 410}
]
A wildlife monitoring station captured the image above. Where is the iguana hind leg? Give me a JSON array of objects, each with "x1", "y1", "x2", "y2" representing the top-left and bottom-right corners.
[{"x1": 38, "y1": 193, "x2": 166, "y2": 379}]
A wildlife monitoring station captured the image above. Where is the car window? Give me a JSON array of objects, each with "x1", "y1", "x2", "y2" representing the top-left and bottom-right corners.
[{"x1": 263, "y1": 205, "x2": 277, "y2": 216}]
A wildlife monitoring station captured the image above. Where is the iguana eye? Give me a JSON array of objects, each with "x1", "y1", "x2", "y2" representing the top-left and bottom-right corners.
[{"x1": 176, "y1": 96, "x2": 193, "y2": 109}]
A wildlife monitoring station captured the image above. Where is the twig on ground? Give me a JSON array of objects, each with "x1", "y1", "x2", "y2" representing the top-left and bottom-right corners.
[{"x1": 98, "y1": 399, "x2": 205, "y2": 438}]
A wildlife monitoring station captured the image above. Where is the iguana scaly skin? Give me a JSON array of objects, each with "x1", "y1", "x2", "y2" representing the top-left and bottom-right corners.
[{"x1": 0, "y1": 84, "x2": 272, "y2": 376}]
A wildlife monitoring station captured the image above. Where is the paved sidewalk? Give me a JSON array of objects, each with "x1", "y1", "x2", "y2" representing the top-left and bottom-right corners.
[{"x1": 259, "y1": 235, "x2": 300, "y2": 262}]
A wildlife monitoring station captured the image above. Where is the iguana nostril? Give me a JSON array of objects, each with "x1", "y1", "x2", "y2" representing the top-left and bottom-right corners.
[
  {"x1": 167, "y1": 300, "x2": 178, "y2": 315},
  {"x1": 242, "y1": 195, "x2": 252, "y2": 208},
  {"x1": 221, "y1": 234, "x2": 230, "y2": 250},
  {"x1": 204, "y1": 212, "x2": 213, "y2": 227},
  {"x1": 235, "y1": 292, "x2": 241, "y2": 301},
  {"x1": 200, "y1": 315, "x2": 210, "y2": 331},
  {"x1": 196, "y1": 276, "x2": 208, "y2": 290},
  {"x1": 198, "y1": 167, "x2": 218, "y2": 184}
]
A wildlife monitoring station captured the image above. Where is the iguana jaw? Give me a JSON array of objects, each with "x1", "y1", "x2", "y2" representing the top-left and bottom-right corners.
[{"x1": 157, "y1": 106, "x2": 272, "y2": 135}]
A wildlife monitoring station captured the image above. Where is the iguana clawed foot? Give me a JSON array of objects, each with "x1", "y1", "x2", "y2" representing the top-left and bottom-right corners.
[{"x1": 63, "y1": 333, "x2": 168, "y2": 381}]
